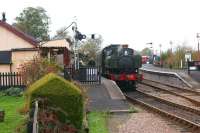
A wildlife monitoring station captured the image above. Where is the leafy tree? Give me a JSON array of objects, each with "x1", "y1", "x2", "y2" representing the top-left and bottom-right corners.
[
  {"x1": 160, "y1": 50, "x2": 173, "y2": 68},
  {"x1": 173, "y1": 45, "x2": 192, "y2": 68},
  {"x1": 79, "y1": 35, "x2": 102, "y2": 65},
  {"x1": 160, "y1": 52, "x2": 168, "y2": 62},
  {"x1": 140, "y1": 47, "x2": 152, "y2": 56},
  {"x1": 53, "y1": 27, "x2": 72, "y2": 40},
  {"x1": 13, "y1": 7, "x2": 50, "y2": 41},
  {"x1": 192, "y1": 51, "x2": 200, "y2": 61},
  {"x1": 160, "y1": 45, "x2": 193, "y2": 68}
]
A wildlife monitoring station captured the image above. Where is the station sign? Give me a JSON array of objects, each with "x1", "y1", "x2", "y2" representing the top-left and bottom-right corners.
[
  {"x1": 188, "y1": 61, "x2": 200, "y2": 72},
  {"x1": 188, "y1": 61, "x2": 200, "y2": 67}
]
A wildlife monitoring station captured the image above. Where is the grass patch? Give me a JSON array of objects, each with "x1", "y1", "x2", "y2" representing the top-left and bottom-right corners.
[
  {"x1": 0, "y1": 93, "x2": 25, "y2": 133},
  {"x1": 88, "y1": 112, "x2": 109, "y2": 133},
  {"x1": 128, "y1": 106, "x2": 138, "y2": 113}
]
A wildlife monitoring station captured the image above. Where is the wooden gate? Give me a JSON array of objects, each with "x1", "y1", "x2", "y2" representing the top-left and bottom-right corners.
[{"x1": 64, "y1": 66, "x2": 101, "y2": 84}]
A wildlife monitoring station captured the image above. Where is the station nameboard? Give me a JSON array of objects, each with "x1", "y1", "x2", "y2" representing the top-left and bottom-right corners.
[
  {"x1": 188, "y1": 61, "x2": 200, "y2": 67},
  {"x1": 188, "y1": 61, "x2": 200, "y2": 73}
]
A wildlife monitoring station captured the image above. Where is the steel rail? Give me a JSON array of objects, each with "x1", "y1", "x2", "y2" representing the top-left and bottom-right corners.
[
  {"x1": 125, "y1": 91, "x2": 200, "y2": 131},
  {"x1": 137, "y1": 89, "x2": 200, "y2": 114},
  {"x1": 143, "y1": 79, "x2": 200, "y2": 94},
  {"x1": 141, "y1": 80, "x2": 200, "y2": 106}
]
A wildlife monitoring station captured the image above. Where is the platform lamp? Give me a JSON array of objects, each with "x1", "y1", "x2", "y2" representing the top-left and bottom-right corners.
[
  {"x1": 197, "y1": 33, "x2": 200, "y2": 53},
  {"x1": 159, "y1": 44, "x2": 162, "y2": 56},
  {"x1": 169, "y1": 41, "x2": 173, "y2": 53}
]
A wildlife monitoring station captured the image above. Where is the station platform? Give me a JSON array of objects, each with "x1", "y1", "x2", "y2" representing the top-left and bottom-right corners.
[
  {"x1": 82, "y1": 77, "x2": 130, "y2": 112},
  {"x1": 142, "y1": 64, "x2": 200, "y2": 89}
]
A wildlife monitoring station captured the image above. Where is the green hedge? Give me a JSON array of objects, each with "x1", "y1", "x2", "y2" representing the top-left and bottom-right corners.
[
  {"x1": 26, "y1": 73, "x2": 84, "y2": 129},
  {"x1": 3, "y1": 87, "x2": 23, "y2": 97}
]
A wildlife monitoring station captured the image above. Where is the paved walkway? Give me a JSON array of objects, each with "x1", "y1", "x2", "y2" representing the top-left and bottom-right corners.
[
  {"x1": 142, "y1": 64, "x2": 200, "y2": 88},
  {"x1": 82, "y1": 78, "x2": 129, "y2": 112}
]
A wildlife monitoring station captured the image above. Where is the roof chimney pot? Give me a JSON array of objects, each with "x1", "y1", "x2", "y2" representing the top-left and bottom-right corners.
[{"x1": 2, "y1": 12, "x2": 6, "y2": 22}]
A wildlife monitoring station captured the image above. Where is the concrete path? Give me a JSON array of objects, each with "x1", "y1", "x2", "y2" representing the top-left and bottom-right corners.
[{"x1": 82, "y1": 78, "x2": 129, "y2": 112}]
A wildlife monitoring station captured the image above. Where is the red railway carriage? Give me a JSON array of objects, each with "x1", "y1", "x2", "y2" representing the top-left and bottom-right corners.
[{"x1": 142, "y1": 56, "x2": 149, "y2": 64}]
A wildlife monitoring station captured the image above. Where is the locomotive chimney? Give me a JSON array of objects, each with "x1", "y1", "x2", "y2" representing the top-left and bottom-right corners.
[
  {"x1": 122, "y1": 44, "x2": 128, "y2": 48},
  {"x1": 2, "y1": 12, "x2": 6, "y2": 22}
]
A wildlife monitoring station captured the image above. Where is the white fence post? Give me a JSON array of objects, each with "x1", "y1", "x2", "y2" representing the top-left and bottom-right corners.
[{"x1": 33, "y1": 101, "x2": 38, "y2": 133}]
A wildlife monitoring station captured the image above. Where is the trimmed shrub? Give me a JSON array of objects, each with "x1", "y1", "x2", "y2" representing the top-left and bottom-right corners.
[{"x1": 26, "y1": 73, "x2": 84, "y2": 129}]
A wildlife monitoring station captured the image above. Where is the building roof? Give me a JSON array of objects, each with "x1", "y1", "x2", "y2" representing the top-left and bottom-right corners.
[
  {"x1": 0, "y1": 51, "x2": 11, "y2": 64},
  {"x1": 40, "y1": 39, "x2": 70, "y2": 49},
  {"x1": 0, "y1": 20, "x2": 38, "y2": 47}
]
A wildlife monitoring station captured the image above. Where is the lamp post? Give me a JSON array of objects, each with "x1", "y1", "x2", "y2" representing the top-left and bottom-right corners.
[
  {"x1": 159, "y1": 44, "x2": 162, "y2": 56},
  {"x1": 169, "y1": 41, "x2": 173, "y2": 53},
  {"x1": 197, "y1": 33, "x2": 200, "y2": 53},
  {"x1": 159, "y1": 44, "x2": 162, "y2": 67}
]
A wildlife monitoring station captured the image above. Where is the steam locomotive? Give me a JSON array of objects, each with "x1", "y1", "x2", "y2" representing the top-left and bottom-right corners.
[{"x1": 98, "y1": 44, "x2": 143, "y2": 90}]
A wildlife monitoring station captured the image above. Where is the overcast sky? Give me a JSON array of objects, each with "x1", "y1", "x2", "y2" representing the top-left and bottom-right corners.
[{"x1": 1, "y1": 0, "x2": 200, "y2": 53}]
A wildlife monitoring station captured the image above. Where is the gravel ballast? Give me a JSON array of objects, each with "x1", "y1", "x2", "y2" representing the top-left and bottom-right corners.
[{"x1": 109, "y1": 112, "x2": 181, "y2": 133}]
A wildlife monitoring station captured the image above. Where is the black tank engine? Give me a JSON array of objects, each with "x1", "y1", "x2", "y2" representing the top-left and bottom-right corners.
[{"x1": 99, "y1": 44, "x2": 143, "y2": 90}]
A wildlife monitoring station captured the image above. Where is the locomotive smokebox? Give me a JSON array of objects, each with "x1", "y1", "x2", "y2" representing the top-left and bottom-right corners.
[{"x1": 118, "y1": 56, "x2": 134, "y2": 69}]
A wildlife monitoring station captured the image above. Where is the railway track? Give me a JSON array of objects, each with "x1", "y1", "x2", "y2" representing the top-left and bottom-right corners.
[
  {"x1": 142, "y1": 79, "x2": 200, "y2": 94},
  {"x1": 141, "y1": 79, "x2": 200, "y2": 106},
  {"x1": 138, "y1": 84, "x2": 200, "y2": 110},
  {"x1": 125, "y1": 90, "x2": 200, "y2": 132}
]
